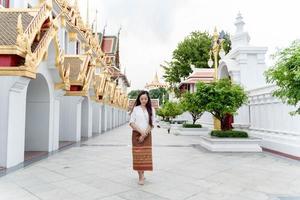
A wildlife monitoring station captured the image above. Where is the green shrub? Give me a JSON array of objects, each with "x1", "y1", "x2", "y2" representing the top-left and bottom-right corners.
[
  {"x1": 211, "y1": 130, "x2": 248, "y2": 138},
  {"x1": 183, "y1": 123, "x2": 202, "y2": 128}
]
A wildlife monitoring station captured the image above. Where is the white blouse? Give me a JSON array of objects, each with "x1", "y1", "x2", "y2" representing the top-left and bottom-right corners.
[{"x1": 129, "y1": 105, "x2": 156, "y2": 131}]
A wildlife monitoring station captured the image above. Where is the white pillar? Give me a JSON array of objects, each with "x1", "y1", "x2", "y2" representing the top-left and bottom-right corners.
[
  {"x1": 92, "y1": 102, "x2": 102, "y2": 134},
  {"x1": 101, "y1": 104, "x2": 107, "y2": 132},
  {"x1": 81, "y1": 97, "x2": 93, "y2": 138},
  {"x1": 111, "y1": 107, "x2": 113, "y2": 129},
  {"x1": 111, "y1": 107, "x2": 114, "y2": 129},
  {"x1": 60, "y1": 96, "x2": 83, "y2": 142},
  {"x1": 0, "y1": 77, "x2": 30, "y2": 168},
  {"x1": 106, "y1": 105, "x2": 110, "y2": 130},
  {"x1": 52, "y1": 90, "x2": 65, "y2": 151},
  {"x1": 118, "y1": 110, "x2": 121, "y2": 126}
]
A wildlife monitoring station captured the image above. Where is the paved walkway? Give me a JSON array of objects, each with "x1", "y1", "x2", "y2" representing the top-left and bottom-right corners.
[{"x1": 0, "y1": 125, "x2": 300, "y2": 200}]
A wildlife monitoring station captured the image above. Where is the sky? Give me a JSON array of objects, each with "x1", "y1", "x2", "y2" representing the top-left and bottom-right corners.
[{"x1": 77, "y1": 0, "x2": 300, "y2": 91}]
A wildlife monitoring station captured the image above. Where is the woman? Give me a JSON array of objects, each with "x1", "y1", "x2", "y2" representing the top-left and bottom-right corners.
[{"x1": 129, "y1": 90, "x2": 155, "y2": 185}]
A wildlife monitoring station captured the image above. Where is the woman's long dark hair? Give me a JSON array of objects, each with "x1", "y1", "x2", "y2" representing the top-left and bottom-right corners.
[{"x1": 131, "y1": 90, "x2": 153, "y2": 127}]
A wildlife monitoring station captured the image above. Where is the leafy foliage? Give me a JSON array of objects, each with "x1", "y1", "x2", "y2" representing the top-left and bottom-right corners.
[
  {"x1": 211, "y1": 130, "x2": 248, "y2": 138},
  {"x1": 128, "y1": 90, "x2": 142, "y2": 99},
  {"x1": 195, "y1": 79, "x2": 248, "y2": 130},
  {"x1": 265, "y1": 40, "x2": 300, "y2": 115},
  {"x1": 182, "y1": 123, "x2": 202, "y2": 128},
  {"x1": 162, "y1": 31, "x2": 231, "y2": 87},
  {"x1": 156, "y1": 101, "x2": 183, "y2": 121},
  {"x1": 149, "y1": 88, "x2": 169, "y2": 106},
  {"x1": 180, "y1": 92, "x2": 205, "y2": 124}
]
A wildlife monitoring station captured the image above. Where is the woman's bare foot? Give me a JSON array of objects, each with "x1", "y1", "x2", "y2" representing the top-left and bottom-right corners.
[{"x1": 138, "y1": 178, "x2": 144, "y2": 185}]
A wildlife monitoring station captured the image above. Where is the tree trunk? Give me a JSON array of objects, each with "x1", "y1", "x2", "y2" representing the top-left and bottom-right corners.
[
  {"x1": 221, "y1": 117, "x2": 228, "y2": 131},
  {"x1": 192, "y1": 118, "x2": 196, "y2": 125}
]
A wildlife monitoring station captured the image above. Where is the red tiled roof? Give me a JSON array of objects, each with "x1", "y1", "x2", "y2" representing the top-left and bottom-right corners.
[
  {"x1": 179, "y1": 68, "x2": 214, "y2": 87},
  {"x1": 180, "y1": 78, "x2": 213, "y2": 84}
]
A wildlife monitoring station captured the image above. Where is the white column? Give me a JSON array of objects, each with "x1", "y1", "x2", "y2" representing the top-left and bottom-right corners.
[
  {"x1": 106, "y1": 105, "x2": 110, "y2": 130},
  {"x1": 118, "y1": 109, "x2": 122, "y2": 126},
  {"x1": 111, "y1": 107, "x2": 114, "y2": 129},
  {"x1": 52, "y1": 90, "x2": 65, "y2": 151},
  {"x1": 0, "y1": 77, "x2": 30, "y2": 168},
  {"x1": 110, "y1": 106, "x2": 113, "y2": 129},
  {"x1": 60, "y1": 96, "x2": 83, "y2": 142},
  {"x1": 101, "y1": 104, "x2": 107, "y2": 132},
  {"x1": 92, "y1": 102, "x2": 102, "y2": 134},
  {"x1": 81, "y1": 97, "x2": 93, "y2": 138}
]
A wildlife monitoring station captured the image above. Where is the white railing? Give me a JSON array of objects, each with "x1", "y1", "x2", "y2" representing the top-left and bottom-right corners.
[{"x1": 246, "y1": 85, "x2": 300, "y2": 137}]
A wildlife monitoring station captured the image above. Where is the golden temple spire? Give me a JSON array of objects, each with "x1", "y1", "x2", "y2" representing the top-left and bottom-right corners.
[{"x1": 86, "y1": 0, "x2": 90, "y2": 26}]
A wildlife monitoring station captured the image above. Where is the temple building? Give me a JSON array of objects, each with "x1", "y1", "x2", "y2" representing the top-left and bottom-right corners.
[
  {"x1": 177, "y1": 13, "x2": 300, "y2": 159},
  {"x1": 145, "y1": 71, "x2": 168, "y2": 90},
  {"x1": 179, "y1": 68, "x2": 214, "y2": 93},
  {"x1": 0, "y1": 0, "x2": 130, "y2": 169}
]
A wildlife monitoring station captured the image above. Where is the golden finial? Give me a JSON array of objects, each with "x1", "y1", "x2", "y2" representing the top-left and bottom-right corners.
[
  {"x1": 17, "y1": 14, "x2": 23, "y2": 35},
  {"x1": 213, "y1": 27, "x2": 219, "y2": 43}
]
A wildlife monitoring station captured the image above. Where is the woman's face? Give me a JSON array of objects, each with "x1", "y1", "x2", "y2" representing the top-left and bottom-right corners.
[{"x1": 139, "y1": 94, "x2": 148, "y2": 106}]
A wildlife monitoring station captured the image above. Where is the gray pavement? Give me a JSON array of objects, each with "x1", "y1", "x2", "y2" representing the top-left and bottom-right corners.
[{"x1": 0, "y1": 125, "x2": 300, "y2": 200}]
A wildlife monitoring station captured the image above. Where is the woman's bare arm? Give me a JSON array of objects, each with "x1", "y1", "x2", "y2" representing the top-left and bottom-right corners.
[{"x1": 129, "y1": 122, "x2": 146, "y2": 136}]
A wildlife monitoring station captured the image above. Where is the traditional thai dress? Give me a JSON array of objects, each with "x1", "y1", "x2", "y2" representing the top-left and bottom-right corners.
[{"x1": 129, "y1": 105, "x2": 155, "y2": 171}]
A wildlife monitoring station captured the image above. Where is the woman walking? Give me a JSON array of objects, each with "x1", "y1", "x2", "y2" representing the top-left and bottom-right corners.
[{"x1": 129, "y1": 90, "x2": 155, "y2": 185}]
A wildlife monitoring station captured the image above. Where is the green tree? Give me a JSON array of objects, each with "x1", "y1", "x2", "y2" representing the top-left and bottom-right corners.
[
  {"x1": 180, "y1": 92, "x2": 205, "y2": 124},
  {"x1": 156, "y1": 107, "x2": 166, "y2": 121},
  {"x1": 195, "y1": 79, "x2": 248, "y2": 130},
  {"x1": 265, "y1": 40, "x2": 300, "y2": 115},
  {"x1": 159, "y1": 101, "x2": 183, "y2": 122},
  {"x1": 149, "y1": 88, "x2": 169, "y2": 105},
  {"x1": 128, "y1": 90, "x2": 142, "y2": 99},
  {"x1": 162, "y1": 31, "x2": 231, "y2": 87}
]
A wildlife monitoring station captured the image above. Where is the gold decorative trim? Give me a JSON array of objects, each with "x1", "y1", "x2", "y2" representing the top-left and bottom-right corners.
[
  {"x1": 61, "y1": 15, "x2": 66, "y2": 27},
  {"x1": 65, "y1": 90, "x2": 89, "y2": 96},
  {"x1": 0, "y1": 8, "x2": 40, "y2": 12},
  {"x1": 68, "y1": 32, "x2": 77, "y2": 42},
  {"x1": 0, "y1": 46, "x2": 27, "y2": 57},
  {"x1": 0, "y1": 67, "x2": 36, "y2": 78},
  {"x1": 54, "y1": 82, "x2": 65, "y2": 90}
]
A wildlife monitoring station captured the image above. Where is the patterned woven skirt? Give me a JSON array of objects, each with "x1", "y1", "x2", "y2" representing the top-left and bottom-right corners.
[{"x1": 132, "y1": 130, "x2": 153, "y2": 171}]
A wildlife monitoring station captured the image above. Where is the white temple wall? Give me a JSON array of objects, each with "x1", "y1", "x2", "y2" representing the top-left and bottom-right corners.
[{"x1": 234, "y1": 85, "x2": 300, "y2": 157}]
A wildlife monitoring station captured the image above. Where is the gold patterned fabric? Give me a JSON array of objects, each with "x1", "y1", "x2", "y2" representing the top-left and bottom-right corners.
[{"x1": 132, "y1": 130, "x2": 153, "y2": 171}]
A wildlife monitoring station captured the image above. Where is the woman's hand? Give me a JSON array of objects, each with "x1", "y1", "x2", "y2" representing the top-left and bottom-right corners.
[
  {"x1": 145, "y1": 126, "x2": 152, "y2": 135},
  {"x1": 138, "y1": 135, "x2": 145, "y2": 143}
]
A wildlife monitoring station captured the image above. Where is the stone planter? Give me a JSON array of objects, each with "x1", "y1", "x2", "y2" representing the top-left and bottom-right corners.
[
  {"x1": 199, "y1": 135, "x2": 262, "y2": 152},
  {"x1": 175, "y1": 127, "x2": 210, "y2": 136},
  {"x1": 170, "y1": 124, "x2": 182, "y2": 135},
  {"x1": 160, "y1": 121, "x2": 170, "y2": 129}
]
